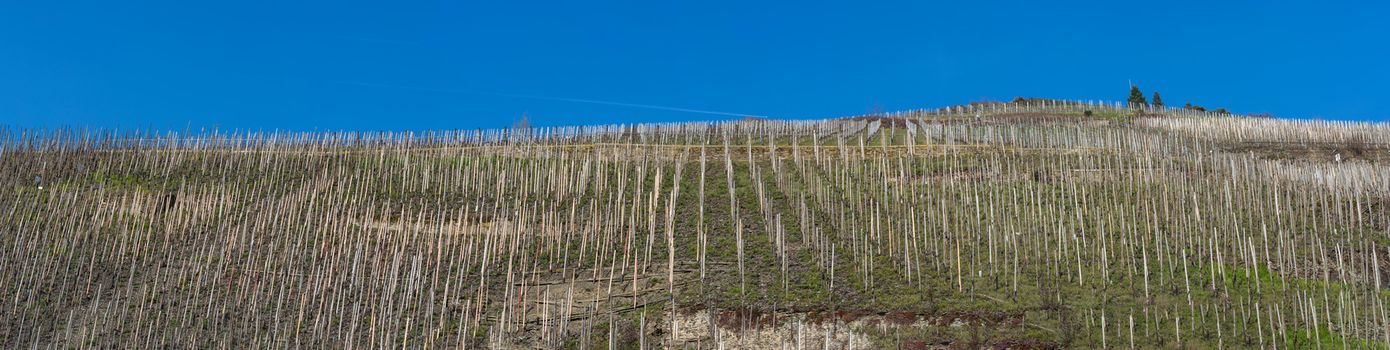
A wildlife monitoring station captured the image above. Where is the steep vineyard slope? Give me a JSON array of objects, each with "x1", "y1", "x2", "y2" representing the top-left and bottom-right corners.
[{"x1": 4, "y1": 102, "x2": 1389, "y2": 348}]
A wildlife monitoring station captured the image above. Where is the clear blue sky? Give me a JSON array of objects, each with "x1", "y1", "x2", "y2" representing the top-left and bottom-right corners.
[{"x1": 3, "y1": 1, "x2": 1387, "y2": 131}]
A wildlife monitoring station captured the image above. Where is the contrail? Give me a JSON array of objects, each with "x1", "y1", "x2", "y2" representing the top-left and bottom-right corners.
[{"x1": 334, "y1": 80, "x2": 767, "y2": 118}]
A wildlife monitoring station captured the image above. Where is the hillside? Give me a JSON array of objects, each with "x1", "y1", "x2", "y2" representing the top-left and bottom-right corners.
[{"x1": 4, "y1": 101, "x2": 1390, "y2": 349}]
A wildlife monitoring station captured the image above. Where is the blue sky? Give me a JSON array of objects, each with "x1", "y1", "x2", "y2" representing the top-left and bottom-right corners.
[{"x1": 3, "y1": 1, "x2": 1387, "y2": 131}]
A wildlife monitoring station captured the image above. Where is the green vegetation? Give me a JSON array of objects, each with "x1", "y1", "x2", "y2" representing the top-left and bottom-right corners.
[{"x1": 1128, "y1": 85, "x2": 1148, "y2": 107}]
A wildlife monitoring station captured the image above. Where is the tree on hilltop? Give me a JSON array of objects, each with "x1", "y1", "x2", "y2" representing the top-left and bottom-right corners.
[{"x1": 1128, "y1": 86, "x2": 1148, "y2": 107}]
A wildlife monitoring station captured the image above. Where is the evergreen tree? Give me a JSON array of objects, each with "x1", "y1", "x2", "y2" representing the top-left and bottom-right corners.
[
  {"x1": 1152, "y1": 92, "x2": 1164, "y2": 107},
  {"x1": 1128, "y1": 85, "x2": 1148, "y2": 107}
]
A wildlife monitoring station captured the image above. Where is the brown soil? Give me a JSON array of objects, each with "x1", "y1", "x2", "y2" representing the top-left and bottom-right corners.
[
  {"x1": 989, "y1": 338, "x2": 1062, "y2": 350},
  {"x1": 713, "y1": 309, "x2": 780, "y2": 330},
  {"x1": 1221, "y1": 141, "x2": 1390, "y2": 163},
  {"x1": 885, "y1": 310, "x2": 921, "y2": 325}
]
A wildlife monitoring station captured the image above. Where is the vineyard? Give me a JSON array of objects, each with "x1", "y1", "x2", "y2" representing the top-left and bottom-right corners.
[{"x1": 4, "y1": 101, "x2": 1390, "y2": 349}]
